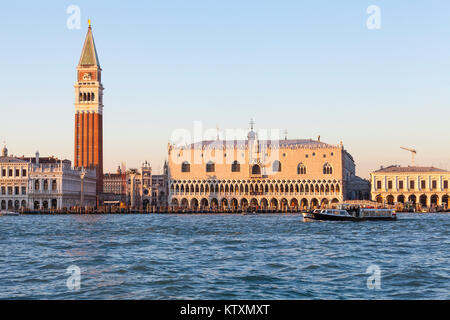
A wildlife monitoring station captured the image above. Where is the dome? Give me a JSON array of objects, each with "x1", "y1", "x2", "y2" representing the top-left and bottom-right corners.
[
  {"x1": 1, "y1": 145, "x2": 7, "y2": 157},
  {"x1": 247, "y1": 130, "x2": 257, "y2": 140}
]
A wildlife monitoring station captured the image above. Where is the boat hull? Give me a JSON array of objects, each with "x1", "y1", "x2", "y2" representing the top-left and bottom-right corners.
[
  {"x1": 0, "y1": 212, "x2": 19, "y2": 216},
  {"x1": 304, "y1": 212, "x2": 397, "y2": 221}
]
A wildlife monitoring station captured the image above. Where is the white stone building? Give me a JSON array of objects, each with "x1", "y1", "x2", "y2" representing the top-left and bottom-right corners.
[
  {"x1": 0, "y1": 146, "x2": 29, "y2": 210},
  {"x1": 370, "y1": 165, "x2": 450, "y2": 209},
  {"x1": 0, "y1": 146, "x2": 97, "y2": 210}
]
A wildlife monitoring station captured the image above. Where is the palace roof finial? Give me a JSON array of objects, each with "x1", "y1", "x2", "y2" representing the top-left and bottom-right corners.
[{"x1": 248, "y1": 119, "x2": 256, "y2": 141}]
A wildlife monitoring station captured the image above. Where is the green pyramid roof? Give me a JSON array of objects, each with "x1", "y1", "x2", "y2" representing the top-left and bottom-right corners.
[{"x1": 78, "y1": 26, "x2": 100, "y2": 67}]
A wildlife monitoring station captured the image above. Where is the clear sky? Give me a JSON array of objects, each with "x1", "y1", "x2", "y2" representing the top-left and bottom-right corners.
[{"x1": 1, "y1": 1, "x2": 450, "y2": 177}]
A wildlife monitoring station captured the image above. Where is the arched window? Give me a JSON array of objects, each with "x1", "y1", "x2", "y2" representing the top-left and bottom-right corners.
[
  {"x1": 87, "y1": 92, "x2": 91, "y2": 101},
  {"x1": 252, "y1": 164, "x2": 261, "y2": 175},
  {"x1": 79, "y1": 93, "x2": 82, "y2": 102},
  {"x1": 83, "y1": 92, "x2": 87, "y2": 101},
  {"x1": 181, "y1": 161, "x2": 190, "y2": 172},
  {"x1": 231, "y1": 160, "x2": 240, "y2": 172},
  {"x1": 297, "y1": 163, "x2": 306, "y2": 174},
  {"x1": 206, "y1": 161, "x2": 215, "y2": 172},
  {"x1": 272, "y1": 160, "x2": 281, "y2": 172},
  {"x1": 323, "y1": 163, "x2": 333, "y2": 174},
  {"x1": 91, "y1": 92, "x2": 95, "y2": 101}
]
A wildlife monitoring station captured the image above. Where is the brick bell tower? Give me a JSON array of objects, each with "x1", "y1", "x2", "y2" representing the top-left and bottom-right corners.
[{"x1": 74, "y1": 21, "x2": 104, "y2": 196}]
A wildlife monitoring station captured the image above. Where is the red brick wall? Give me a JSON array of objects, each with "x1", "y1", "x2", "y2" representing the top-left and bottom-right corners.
[{"x1": 74, "y1": 111, "x2": 103, "y2": 194}]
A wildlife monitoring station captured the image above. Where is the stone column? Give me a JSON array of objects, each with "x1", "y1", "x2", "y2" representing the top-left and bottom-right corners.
[
  {"x1": 130, "y1": 173, "x2": 136, "y2": 208},
  {"x1": 80, "y1": 169, "x2": 86, "y2": 207}
]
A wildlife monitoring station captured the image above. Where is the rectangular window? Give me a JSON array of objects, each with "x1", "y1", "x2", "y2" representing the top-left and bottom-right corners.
[
  {"x1": 22, "y1": 187, "x2": 26, "y2": 195},
  {"x1": 7, "y1": 187, "x2": 12, "y2": 195},
  {"x1": 22, "y1": 169, "x2": 27, "y2": 177},
  {"x1": 376, "y1": 181, "x2": 382, "y2": 189},
  {"x1": 1, "y1": 186, "x2": 5, "y2": 195},
  {"x1": 1, "y1": 169, "x2": 5, "y2": 177},
  {"x1": 410, "y1": 180, "x2": 415, "y2": 189},
  {"x1": 388, "y1": 181, "x2": 393, "y2": 190},
  {"x1": 8, "y1": 169, "x2": 12, "y2": 177},
  {"x1": 206, "y1": 163, "x2": 215, "y2": 173},
  {"x1": 421, "y1": 180, "x2": 426, "y2": 189},
  {"x1": 432, "y1": 180, "x2": 437, "y2": 189},
  {"x1": 15, "y1": 169, "x2": 19, "y2": 177},
  {"x1": 15, "y1": 186, "x2": 19, "y2": 195},
  {"x1": 399, "y1": 181, "x2": 404, "y2": 190},
  {"x1": 444, "y1": 180, "x2": 449, "y2": 189}
]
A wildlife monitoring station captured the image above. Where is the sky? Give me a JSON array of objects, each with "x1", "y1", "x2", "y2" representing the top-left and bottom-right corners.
[{"x1": 1, "y1": 0, "x2": 450, "y2": 177}]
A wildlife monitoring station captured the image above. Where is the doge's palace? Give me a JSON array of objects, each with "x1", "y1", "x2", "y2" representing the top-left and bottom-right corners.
[{"x1": 168, "y1": 124, "x2": 368, "y2": 211}]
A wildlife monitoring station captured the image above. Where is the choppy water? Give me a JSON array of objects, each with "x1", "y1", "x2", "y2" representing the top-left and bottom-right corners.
[{"x1": 0, "y1": 213, "x2": 449, "y2": 299}]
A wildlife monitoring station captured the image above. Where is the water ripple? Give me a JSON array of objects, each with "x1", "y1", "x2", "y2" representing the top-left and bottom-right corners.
[{"x1": 0, "y1": 213, "x2": 449, "y2": 299}]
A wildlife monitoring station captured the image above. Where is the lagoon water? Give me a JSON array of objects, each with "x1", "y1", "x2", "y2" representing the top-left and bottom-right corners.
[{"x1": 0, "y1": 213, "x2": 448, "y2": 299}]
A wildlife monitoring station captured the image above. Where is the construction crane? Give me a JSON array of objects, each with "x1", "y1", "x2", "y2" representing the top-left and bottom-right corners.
[{"x1": 400, "y1": 147, "x2": 417, "y2": 166}]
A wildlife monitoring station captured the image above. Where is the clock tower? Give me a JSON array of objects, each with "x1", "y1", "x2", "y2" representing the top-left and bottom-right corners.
[{"x1": 74, "y1": 22, "x2": 104, "y2": 196}]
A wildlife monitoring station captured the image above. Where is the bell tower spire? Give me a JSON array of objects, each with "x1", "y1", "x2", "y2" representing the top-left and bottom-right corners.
[{"x1": 74, "y1": 21, "x2": 104, "y2": 196}]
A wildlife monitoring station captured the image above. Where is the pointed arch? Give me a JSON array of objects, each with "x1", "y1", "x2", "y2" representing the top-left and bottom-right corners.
[
  {"x1": 297, "y1": 163, "x2": 307, "y2": 174},
  {"x1": 272, "y1": 160, "x2": 281, "y2": 172},
  {"x1": 251, "y1": 164, "x2": 261, "y2": 175},
  {"x1": 323, "y1": 163, "x2": 333, "y2": 174}
]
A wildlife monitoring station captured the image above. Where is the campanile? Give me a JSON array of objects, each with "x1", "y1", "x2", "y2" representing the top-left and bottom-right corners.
[{"x1": 74, "y1": 22, "x2": 104, "y2": 195}]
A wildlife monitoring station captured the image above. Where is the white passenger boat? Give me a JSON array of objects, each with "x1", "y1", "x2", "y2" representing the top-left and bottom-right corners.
[
  {"x1": 302, "y1": 205, "x2": 396, "y2": 221},
  {"x1": 0, "y1": 211, "x2": 19, "y2": 216}
]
